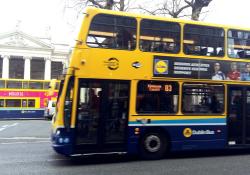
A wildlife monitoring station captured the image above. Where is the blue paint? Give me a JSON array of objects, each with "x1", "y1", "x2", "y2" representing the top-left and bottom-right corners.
[{"x1": 0, "y1": 109, "x2": 45, "y2": 119}]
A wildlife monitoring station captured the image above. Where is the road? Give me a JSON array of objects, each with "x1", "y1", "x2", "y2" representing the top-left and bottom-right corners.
[{"x1": 1, "y1": 120, "x2": 250, "y2": 175}]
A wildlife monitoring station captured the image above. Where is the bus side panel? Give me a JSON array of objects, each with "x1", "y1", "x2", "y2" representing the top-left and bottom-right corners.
[
  {"x1": 127, "y1": 125, "x2": 227, "y2": 154},
  {"x1": 0, "y1": 109, "x2": 45, "y2": 119}
]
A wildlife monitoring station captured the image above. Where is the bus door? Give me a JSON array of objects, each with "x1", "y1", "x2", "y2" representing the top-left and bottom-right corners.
[
  {"x1": 228, "y1": 86, "x2": 250, "y2": 145},
  {"x1": 75, "y1": 79, "x2": 130, "y2": 153}
]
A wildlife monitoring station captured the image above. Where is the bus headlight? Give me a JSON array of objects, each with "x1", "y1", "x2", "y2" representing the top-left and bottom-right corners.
[
  {"x1": 64, "y1": 138, "x2": 70, "y2": 143},
  {"x1": 55, "y1": 130, "x2": 61, "y2": 136}
]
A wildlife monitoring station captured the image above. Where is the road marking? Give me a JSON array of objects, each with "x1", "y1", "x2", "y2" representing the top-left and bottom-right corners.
[
  {"x1": 0, "y1": 137, "x2": 50, "y2": 140},
  {"x1": 47, "y1": 158, "x2": 69, "y2": 162},
  {"x1": 0, "y1": 123, "x2": 18, "y2": 131},
  {"x1": 0, "y1": 141, "x2": 50, "y2": 145}
]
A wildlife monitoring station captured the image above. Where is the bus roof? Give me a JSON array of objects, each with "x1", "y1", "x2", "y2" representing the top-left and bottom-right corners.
[{"x1": 84, "y1": 7, "x2": 250, "y2": 32}]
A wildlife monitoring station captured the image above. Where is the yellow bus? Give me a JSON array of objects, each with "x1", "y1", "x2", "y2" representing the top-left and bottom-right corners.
[
  {"x1": 51, "y1": 7, "x2": 250, "y2": 159},
  {"x1": 0, "y1": 79, "x2": 59, "y2": 119}
]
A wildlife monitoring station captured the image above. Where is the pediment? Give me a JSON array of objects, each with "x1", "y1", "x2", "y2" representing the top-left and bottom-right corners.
[{"x1": 0, "y1": 31, "x2": 53, "y2": 50}]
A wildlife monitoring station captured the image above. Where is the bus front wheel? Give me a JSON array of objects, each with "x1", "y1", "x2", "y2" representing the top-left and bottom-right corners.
[{"x1": 139, "y1": 131, "x2": 168, "y2": 160}]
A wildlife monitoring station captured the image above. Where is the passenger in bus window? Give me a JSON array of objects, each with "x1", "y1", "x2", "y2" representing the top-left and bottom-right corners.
[
  {"x1": 116, "y1": 28, "x2": 133, "y2": 50},
  {"x1": 227, "y1": 62, "x2": 240, "y2": 80},
  {"x1": 210, "y1": 95, "x2": 220, "y2": 113},
  {"x1": 240, "y1": 63, "x2": 250, "y2": 81},
  {"x1": 212, "y1": 62, "x2": 225, "y2": 80}
]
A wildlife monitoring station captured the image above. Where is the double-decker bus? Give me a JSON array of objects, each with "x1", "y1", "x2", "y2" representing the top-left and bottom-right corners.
[
  {"x1": 0, "y1": 79, "x2": 59, "y2": 119},
  {"x1": 52, "y1": 7, "x2": 250, "y2": 159}
]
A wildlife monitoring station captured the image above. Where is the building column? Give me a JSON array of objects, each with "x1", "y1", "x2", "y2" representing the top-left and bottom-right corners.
[
  {"x1": 24, "y1": 56, "x2": 31, "y2": 80},
  {"x1": 2, "y1": 55, "x2": 10, "y2": 79},
  {"x1": 44, "y1": 57, "x2": 51, "y2": 80}
]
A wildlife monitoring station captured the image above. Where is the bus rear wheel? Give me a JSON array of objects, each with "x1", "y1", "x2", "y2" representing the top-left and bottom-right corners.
[{"x1": 139, "y1": 131, "x2": 168, "y2": 160}]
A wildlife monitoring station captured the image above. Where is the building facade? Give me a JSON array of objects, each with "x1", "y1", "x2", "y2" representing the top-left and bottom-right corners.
[{"x1": 0, "y1": 30, "x2": 70, "y2": 80}]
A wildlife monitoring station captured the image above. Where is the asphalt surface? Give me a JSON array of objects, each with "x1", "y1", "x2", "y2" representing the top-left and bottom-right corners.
[{"x1": 1, "y1": 120, "x2": 250, "y2": 175}]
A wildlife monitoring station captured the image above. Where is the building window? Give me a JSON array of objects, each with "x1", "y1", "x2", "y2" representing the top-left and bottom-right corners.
[
  {"x1": 31, "y1": 58, "x2": 45, "y2": 80},
  {"x1": 228, "y1": 29, "x2": 250, "y2": 58},
  {"x1": 140, "y1": 19, "x2": 180, "y2": 53},
  {"x1": 51, "y1": 61, "x2": 63, "y2": 79},
  {"x1": 9, "y1": 57, "x2": 24, "y2": 79},
  {"x1": 87, "y1": 14, "x2": 137, "y2": 50},
  {"x1": 182, "y1": 83, "x2": 224, "y2": 114},
  {"x1": 184, "y1": 24, "x2": 225, "y2": 57},
  {"x1": 136, "y1": 81, "x2": 179, "y2": 114}
]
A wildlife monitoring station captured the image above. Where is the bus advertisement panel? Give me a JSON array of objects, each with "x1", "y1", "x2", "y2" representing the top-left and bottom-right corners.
[{"x1": 154, "y1": 56, "x2": 250, "y2": 81}]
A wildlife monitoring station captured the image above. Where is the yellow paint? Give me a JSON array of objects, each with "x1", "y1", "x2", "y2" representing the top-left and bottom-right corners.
[{"x1": 53, "y1": 7, "x2": 250, "y2": 131}]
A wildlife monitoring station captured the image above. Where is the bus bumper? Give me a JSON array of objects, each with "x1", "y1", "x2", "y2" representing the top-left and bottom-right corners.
[{"x1": 51, "y1": 128, "x2": 74, "y2": 156}]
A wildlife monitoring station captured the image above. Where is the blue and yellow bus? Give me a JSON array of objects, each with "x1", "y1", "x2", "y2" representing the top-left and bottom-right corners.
[{"x1": 52, "y1": 7, "x2": 250, "y2": 159}]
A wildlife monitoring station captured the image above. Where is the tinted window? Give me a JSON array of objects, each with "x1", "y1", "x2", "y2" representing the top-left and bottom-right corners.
[
  {"x1": 228, "y1": 29, "x2": 250, "y2": 59},
  {"x1": 87, "y1": 14, "x2": 137, "y2": 50},
  {"x1": 6, "y1": 81, "x2": 22, "y2": 89},
  {"x1": 28, "y1": 99, "x2": 35, "y2": 107},
  {"x1": 29, "y1": 82, "x2": 43, "y2": 89},
  {"x1": 0, "y1": 99, "x2": 4, "y2": 107},
  {"x1": 140, "y1": 19, "x2": 180, "y2": 53},
  {"x1": 0, "y1": 80, "x2": 5, "y2": 88},
  {"x1": 136, "y1": 81, "x2": 179, "y2": 114},
  {"x1": 182, "y1": 83, "x2": 224, "y2": 114},
  {"x1": 64, "y1": 77, "x2": 74, "y2": 128},
  {"x1": 44, "y1": 82, "x2": 50, "y2": 89},
  {"x1": 22, "y1": 99, "x2": 27, "y2": 107},
  {"x1": 184, "y1": 24, "x2": 224, "y2": 57},
  {"x1": 6, "y1": 99, "x2": 21, "y2": 107}
]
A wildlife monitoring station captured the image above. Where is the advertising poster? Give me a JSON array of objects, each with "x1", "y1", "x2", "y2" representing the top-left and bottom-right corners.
[{"x1": 153, "y1": 56, "x2": 250, "y2": 81}]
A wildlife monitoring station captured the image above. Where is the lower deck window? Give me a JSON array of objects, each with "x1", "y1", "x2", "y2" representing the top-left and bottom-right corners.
[
  {"x1": 182, "y1": 83, "x2": 224, "y2": 114},
  {"x1": 6, "y1": 99, "x2": 21, "y2": 107},
  {"x1": 136, "y1": 81, "x2": 179, "y2": 114},
  {"x1": 0, "y1": 99, "x2": 4, "y2": 107},
  {"x1": 28, "y1": 100, "x2": 35, "y2": 107}
]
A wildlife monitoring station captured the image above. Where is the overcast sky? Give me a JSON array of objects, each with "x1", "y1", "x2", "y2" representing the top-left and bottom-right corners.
[{"x1": 0, "y1": 0, "x2": 250, "y2": 44}]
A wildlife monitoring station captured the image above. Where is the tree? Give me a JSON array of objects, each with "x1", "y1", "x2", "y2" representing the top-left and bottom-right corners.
[
  {"x1": 138, "y1": 0, "x2": 213, "y2": 20},
  {"x1": 64, "y1": 0, "x2": 130, "y2": 13},
  {"x1": 185, "y1": 0, "x2": 213, "y2": 20}
]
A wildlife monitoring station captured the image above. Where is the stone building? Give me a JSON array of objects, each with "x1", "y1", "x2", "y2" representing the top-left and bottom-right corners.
[{"x1": 0, "y1": 30, "x2": 70, "y2": 80}]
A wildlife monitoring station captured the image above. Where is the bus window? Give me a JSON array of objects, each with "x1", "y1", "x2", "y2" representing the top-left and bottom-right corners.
[
  {"x1": 182, "y1": 83, "x2": 224, "y2": 114},
  {"x1": 0, "y1": 80, "x2": 5, "y2": 88},
  {"x1": 55, "y1": 82, "x2": 60, "y2": 90},
  {"x1": 184, "y1": 24, "x2": 224, "y2": 57},
  {"x1": 136, "y1": 81, "x2": 179, "y2": 114},
  {"x1": 6, "y1": 81, "x2": 22, "y2": 89},
  {"x1": 44, "y1": 82, "x2": 50, "y2": 89},
  {"x1": 140, "y1": 19, "x2": 180, "y2": 53},
  {"x1": 29, "y1": 82, "x2": 43, "y2": 89},
  {"x1": 64, "y1": 77, "x2": 74, "y2": 128},
  {"x1": 28, "y1": 99, "x2": 35, "y2": 107},
  {"x1": 87, "y1": 14, "x2": 137, "y2": 50},
  {"x1": 22, "y1": 99, "x2": 28, "y2": 107},
  {"x1": 0, "y1": 99, "x2": 4, "y2": 107},
  {"x1": 228, "y1": 29, "x2": 250, "y2": 59},
  {"x1": 6, "y1": 99, "x2": 21, "y2": 107},
  {"x1": 23, "y1": 81, "x2": 29, "y2": 89}
]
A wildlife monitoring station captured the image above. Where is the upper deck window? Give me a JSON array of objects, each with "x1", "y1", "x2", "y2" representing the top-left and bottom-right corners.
[
  {"x1": 184, "y1": 24, "x2": 224, "y2": 57},
  {"x1": 228, "y1": 29, "x2": 250, "y2": 59},
  {"x1": 140, "y1": 19, "x2": 180, "y2": 53},
  {"x1": 87, "y1": 14, "x2": 137, "y2": 50}
]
